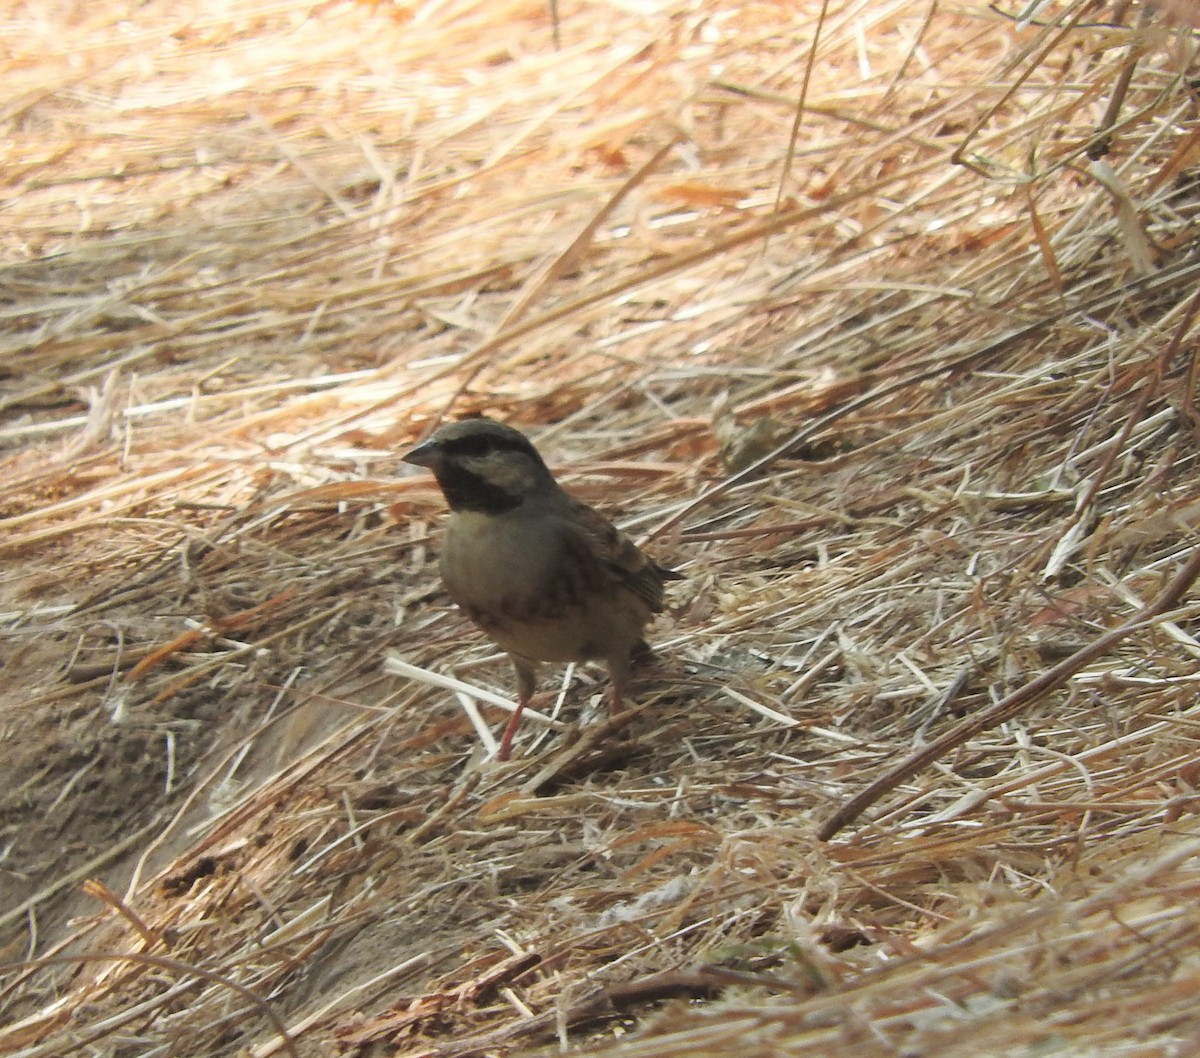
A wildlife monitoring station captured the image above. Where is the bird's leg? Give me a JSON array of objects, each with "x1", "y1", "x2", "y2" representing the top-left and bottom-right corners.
[
  {"x1": 608, "y1": 680, "x2": 625, "y2": 717},
  {"x1": 497, "y1": 706, "x2": 525, "y2": 762},
  {"x1": 608, "y1": 652, "x2": 633, "y2": 716},
  {"x1": 497, "y1": 659, "x2": 537, "y2": 761}
]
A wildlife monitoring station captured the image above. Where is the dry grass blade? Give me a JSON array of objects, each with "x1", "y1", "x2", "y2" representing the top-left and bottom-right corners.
[{"x1": 819, "y1": 548, "x2": 1200, "y2": 839}]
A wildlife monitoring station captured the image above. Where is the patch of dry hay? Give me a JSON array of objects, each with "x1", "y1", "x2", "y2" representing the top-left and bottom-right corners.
[{"x1": 2, "y1": 0, "x2": 1200, "y2": 1055}]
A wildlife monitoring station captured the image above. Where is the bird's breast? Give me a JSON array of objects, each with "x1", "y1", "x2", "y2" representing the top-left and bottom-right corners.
[
  {"x1": 441, "y1": 511, "x2": 557, "y2": 611},
  {"x1": 439, "y1": 510, "x2": 645, "y2": 664}
]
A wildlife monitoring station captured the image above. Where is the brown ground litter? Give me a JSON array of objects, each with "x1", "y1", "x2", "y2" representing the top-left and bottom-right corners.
[{"x1": 3, "y1": 0, "x2": 1200, "y2": 1055}]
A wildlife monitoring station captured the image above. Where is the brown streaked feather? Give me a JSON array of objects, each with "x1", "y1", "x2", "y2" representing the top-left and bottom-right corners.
[{"x1": 560, "y1": 496, "x2": 681, "y2": 613}]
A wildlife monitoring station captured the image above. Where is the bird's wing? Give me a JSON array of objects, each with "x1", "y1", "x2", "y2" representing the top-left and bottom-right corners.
[{"x1": 559, "y1": 497, "x2": 681, "y2": 613}]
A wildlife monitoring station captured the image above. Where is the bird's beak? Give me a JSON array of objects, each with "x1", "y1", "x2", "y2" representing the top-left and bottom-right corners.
[{"x1": 402, "y1": 438, "x2": 441, "y2": 469}]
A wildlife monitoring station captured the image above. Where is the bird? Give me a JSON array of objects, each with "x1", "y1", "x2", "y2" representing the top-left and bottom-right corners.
[{"x1": 403, "y1": 417, "x2": 682, "y2": 761}]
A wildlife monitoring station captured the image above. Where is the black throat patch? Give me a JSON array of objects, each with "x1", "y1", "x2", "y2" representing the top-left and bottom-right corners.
[{"x1": 435, "y1": 463, "x2": 524, "y2": 514}]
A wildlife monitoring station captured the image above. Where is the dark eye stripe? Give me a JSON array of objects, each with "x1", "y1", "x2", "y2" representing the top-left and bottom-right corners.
[{"x1": 437, "y1": 462, "x2": 525, "y2": 514}]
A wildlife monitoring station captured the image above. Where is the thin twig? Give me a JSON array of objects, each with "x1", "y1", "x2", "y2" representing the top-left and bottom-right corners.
[{"x1": 818, "y1": 544, "x2": 1200, "y2": 840}]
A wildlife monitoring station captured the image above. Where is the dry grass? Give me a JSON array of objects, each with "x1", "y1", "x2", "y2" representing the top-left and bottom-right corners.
[{"x1": 2, "y1": 0, "x2": 1200, "y2": 1055}]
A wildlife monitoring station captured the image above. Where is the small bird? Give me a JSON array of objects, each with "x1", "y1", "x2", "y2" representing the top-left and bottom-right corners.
[{"x1": 404, "y1": 418, "x2": 681, "y2": 760}]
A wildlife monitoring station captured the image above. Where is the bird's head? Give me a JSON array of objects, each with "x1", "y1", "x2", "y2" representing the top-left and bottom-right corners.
[{"x1": 403, "y1": 418, "x2": 557, "y2": 513}]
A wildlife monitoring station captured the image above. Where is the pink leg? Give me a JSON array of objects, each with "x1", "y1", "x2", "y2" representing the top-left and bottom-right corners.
[
  {"x1": 497, "y1": 695, "x2": 528, "y2": 762},
  {"x1": 497, "y1": 659, "x2": 537, "y2": 761},
  {"x1": 609, "y1": 652, "x2": 632, "y2": 716},
  {"x1": 609, "y1": 679, "x2": 625, "y2": 716}
]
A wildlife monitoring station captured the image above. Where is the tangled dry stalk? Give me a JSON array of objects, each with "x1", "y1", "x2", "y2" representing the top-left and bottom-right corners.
[{"x1": 3, "y1": 0, "x2": 1200, "y2": 1055}]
